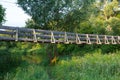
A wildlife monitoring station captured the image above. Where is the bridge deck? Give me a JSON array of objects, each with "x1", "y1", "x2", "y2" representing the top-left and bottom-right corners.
[{"x1": 0, "y1": 26, "x2": 120, "y2": 44}]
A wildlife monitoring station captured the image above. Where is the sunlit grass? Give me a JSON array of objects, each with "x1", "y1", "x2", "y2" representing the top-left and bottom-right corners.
[
  {"x1": 51, "y1": 51, "x2": 120, "y2": 80},
  {"x1": 3, "y1": 51, "x2": 120, "y2": 80},
  {"x1": 4, "y1": 64, "x2": 49, "y2": 80}
]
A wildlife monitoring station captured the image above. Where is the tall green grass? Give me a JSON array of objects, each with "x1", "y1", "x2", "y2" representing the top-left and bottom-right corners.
[
  {"x1": 3, "y1": 51, "x2": 120, "y2": 80},
  {"x1": 51, "y1": 51, "x2": 120, "y2": 80},
  {"x1": 4, "y1": 64, "x2": 49, "y2": 80}
]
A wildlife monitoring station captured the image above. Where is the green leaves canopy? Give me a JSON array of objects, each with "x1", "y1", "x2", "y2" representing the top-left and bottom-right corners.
[
  {"x1": 0, "y1": 5, "x2": 5, "y2": 23},
  {"x1": 17, "y1": 0, "x2": 95, "y2": 30}
]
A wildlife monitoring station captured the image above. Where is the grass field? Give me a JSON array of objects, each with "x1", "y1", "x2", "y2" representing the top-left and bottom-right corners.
[{"x1": 3, "y1": 51, "x2": 120, "y2": 80}]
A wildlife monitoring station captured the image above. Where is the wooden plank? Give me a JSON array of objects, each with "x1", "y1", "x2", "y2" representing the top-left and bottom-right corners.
[
  {"x1": 18, "y1": 32, "x2": 34, "y2": 37},
  {"x1": 35, "y1": 29, "x2": 51, "y2": 34},
  {"x1": 0, "y1": 30, "x2": 15, "y2": 35},
  {"x1": 0, "y1": 26, "x2": 18, "y2": 30},
  {"x1": 0, "y1": 26, "x2": 119, "y2": 44},
  {"x1": 18, "y1": 28, "x2": 33, "y2": 32},
  {"x1": 18, "y1": 38, "x2": 33, "y2": 42},
  {"x1": 15, "y1": 29, "x2": 18, "y2": 41},
  {"x1": 53, "y1": 31, "x2": 65, "y2": 35},
  {"x1": 0, "y1": 26, "x2": 33, "y2": 32},
  {"x1": 0, "y1": 36, "x2": 15, "y2": 41}
]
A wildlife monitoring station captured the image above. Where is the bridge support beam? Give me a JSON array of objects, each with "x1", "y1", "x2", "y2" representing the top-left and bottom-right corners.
[
  {"x1": 96, "y1": 35, "x2": 101, "y2": 44},
  {"x1": 104, "y1": 35, "x2": 109, "y2": 44},
  {"x1": 118, "y1": 36, "x2": 120, "y2": 44},
  {"x1": 33, "y1": 29, "x2": 37, "y2": 42},
  {"x1": 64, "y1": 32, "x2": 69, "y2": 44},
  {"x1": 0, "y1": 26, "x2": 120, "y2": 45},
  {"x1": 76, "y1": 34, "x2": 81, "y2": 44},
  {"x1": 111, "y1": 36, "x2": 116, "y2": 44},
  {"x1": 51, "y1": 31, "x2": 55, "y2": 43},
  {"x1": 15, "y1": 28, "x2": 18, "y2": 41},
  {"x1": 86, "y1": 34, "x2": 91, "y2": 44}
]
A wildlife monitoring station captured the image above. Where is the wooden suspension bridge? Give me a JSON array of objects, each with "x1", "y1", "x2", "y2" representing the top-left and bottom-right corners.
[{"x1": 0, "y1": 26, "x2": 120, "y2": 44}]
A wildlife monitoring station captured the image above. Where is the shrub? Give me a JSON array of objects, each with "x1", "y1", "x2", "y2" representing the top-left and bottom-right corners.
[
  {"x1": 51, "y1": 52, "x2": 120, "y2": 80},
  {"x1": 4, "y1": 64, "x2": 49, "y2": 80}
]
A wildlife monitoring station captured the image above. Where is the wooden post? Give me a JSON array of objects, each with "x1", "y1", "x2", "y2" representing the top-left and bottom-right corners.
[
  {"x1": 33, "y1": 29, "x2": 37, "y2": 42},
  {"x1": 86, "y1": 34, "x2": 91, "y2": 44},
  {"x1": 104, "y1": 35, "x2": 109, "y2": 44},
  {"x1": 111, "y1": 36, "x2": 116, "y2": 44},
  {"x1": 51, "y1": 31, "x2": 55, "y2": 43},
  {"x1": 64, "y1": 32, "x2": 69, "y2": 44},
  {"x1": 15, "y1": 28, "x2": 18, "y2": 41},
  {"x1": 76, "y1": 34, "x2": 81, "y2": 44},
  {"x1": 117, "y1": 36, "x2": 120, "y2": 44},
  {"x1": 96, "y1": 35, "x2": 101, "y2": 44}
]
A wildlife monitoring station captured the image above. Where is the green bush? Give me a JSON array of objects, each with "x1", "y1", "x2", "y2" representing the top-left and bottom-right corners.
[
  {"x1": 0, "y1": 42, "x2": 22, "y2": 80},
  {"x1": 4, "y1": 64, "x2": 49, "y2": 80},
  {"x1": 51, "y1": 52, "x2": 120, "y2": 80}
]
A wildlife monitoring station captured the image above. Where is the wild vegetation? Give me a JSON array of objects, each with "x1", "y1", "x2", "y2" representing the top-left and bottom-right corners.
[
  {"x1": 0, "y1": 0, "x2": 120, "y2": 80},
  {"x1": 1, "y1": 50, "x2": 120, "y2": 80},
  {"x1": 0, "y1": 4, "x2": 5, "y2": 23}
]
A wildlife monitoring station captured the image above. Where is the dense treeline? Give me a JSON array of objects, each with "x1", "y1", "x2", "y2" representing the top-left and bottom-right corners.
[
  {"x1": 0, "y1": 5, "x2": 5, "y2": 24},
  {"x1": 0, "y1": 0, "x2": 120, "y2": 80}
]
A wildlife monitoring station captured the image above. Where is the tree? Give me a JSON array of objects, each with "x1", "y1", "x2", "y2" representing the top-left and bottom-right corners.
[
  {"x1": 85, "y1": 0, "x2": 120, "y2": 35},
  {"x1": 100, "y1": 0, "x2": 120, "y2": 35},
  {"x1": 0, "y1": 5, "x2": 5, "y2": 24},
  {"x1": 17, "y1": 0, "x2": 98, "y2": 60},
  {"x1": 17, "y1": 0, "x2": 95, "y2": 31}
]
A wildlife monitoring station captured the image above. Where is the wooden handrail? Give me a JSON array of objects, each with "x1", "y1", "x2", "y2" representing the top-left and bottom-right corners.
[{"x1": 0, "y1": 26, "x2": 120, "y2": 44}]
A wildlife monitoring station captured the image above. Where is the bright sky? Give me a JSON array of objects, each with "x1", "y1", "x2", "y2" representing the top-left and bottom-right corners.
[{"x1": 0, "y1": 0, "x2": 31, "y2": 27}]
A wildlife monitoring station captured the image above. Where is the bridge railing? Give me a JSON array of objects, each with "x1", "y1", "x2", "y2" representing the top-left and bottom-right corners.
[{"x1": 0, "y1": 26, "x2": 120, "y2": 44}]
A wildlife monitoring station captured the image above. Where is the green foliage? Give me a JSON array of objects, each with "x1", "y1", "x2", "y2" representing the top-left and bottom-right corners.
[
  {"x1": 25, "y1": 19, "x2": 40, "y2": 29},
  {"x1": 100, "y1": 45, "x2": 120, "y2": 53},
  {"x1": 0, "y1": 42, "x2": 22, "y2": 80},
  {"x1": 103, "y1": 0, "x2": 118, "y2": 18},
  {"x1": 78, "y1": 21, "x2": 93, "y2": 34},
  {"x1": 97, "y1": 0, "x2": 120, "y2": 35},
  {"x1": 3, "y1": 52, "x2": 120, "y2": 80},
  {"x1": 0, "y1": 5, "x2": 5, "y2": 23},
  {"x1": 1, "y1": 0, "x2": 120, "y2": 80},
  {"x1": 0, "y1": 42, "x2": 49, "y2": 80},
  {"x1": 108, "y1": 17, "x2": 120, "y2": 35},
  {"x1": 17, "y1": 0, "x2": 95, "y2": 31},
  {"x1": 51, "y1": 52, "x2": 120, "y2": 80},
  {"x1": 4, "y1": 64, "x2": 49, "y2": 80},
  {"x1": 17, "y1": 0, "x2": 81, "y2": 29}
]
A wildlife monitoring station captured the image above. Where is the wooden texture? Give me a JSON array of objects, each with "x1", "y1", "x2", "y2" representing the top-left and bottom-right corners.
[{"x1": 0, "y1": 26, "x2": 120, "y2": 44}]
